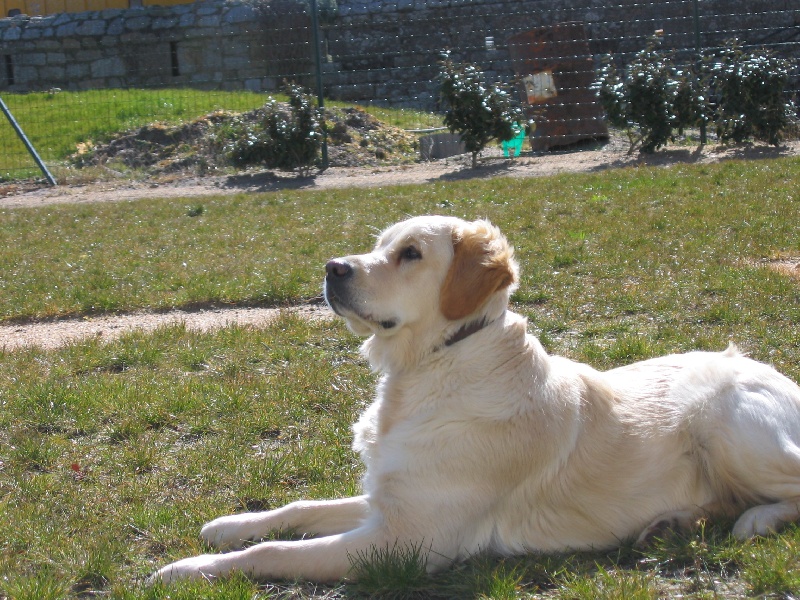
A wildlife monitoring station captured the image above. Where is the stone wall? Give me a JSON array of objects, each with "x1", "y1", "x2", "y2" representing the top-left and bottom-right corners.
[
  {"x1": 0, "y1": 0, "x2": 312, "y2": 92},
  {"x1": 1, "y1": 0, "x2": 798, "y2": 108}
]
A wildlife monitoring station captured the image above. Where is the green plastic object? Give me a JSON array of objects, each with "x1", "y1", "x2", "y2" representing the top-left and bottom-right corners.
[{"x1": 502, "y1": 122, "x2": 526, "y2": 157}]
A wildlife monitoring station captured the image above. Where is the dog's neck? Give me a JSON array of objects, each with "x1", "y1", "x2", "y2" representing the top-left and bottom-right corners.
[
  {"x1": 363, "y1": 299, "x2": 511, "y2": 373},
  {"x1": 443, "y1": 316, "x2": 492, "y2": 348}
]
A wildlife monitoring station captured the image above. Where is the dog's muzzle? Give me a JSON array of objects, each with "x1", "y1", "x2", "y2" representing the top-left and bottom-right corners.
[{"x1": 324, "y1": 259, "x2": 396, "y2": 330}]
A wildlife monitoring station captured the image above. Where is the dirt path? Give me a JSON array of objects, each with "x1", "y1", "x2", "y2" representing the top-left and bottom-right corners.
[
  {"x1": 1, "y1": 304, "x2": 334, "y2": 352},
  {"x1": 2, "y1": 138, "x2": 798, "y2": 351},
  {"x1": 5, "y1": 138, "x2": 798, "y2": 210}
]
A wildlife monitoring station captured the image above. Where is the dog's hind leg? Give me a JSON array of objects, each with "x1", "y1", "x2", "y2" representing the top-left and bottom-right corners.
[
  {"x1": 201, "y1": 495, "x2": 370, "y2": 550},
  {"x1": 689, "y1": 358, "x2": 800, "y2": 539},
  {"x1": 634, "y1": 507, "x2": 708, "y2": 547},
  {"x1": 732, "y1": 498, "x2": 800, "y2": 539}
]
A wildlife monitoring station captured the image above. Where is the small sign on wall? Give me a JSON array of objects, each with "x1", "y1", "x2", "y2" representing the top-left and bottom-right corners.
[{"x1": 522, "y1": 70, "x2": 557, "y2": 104}]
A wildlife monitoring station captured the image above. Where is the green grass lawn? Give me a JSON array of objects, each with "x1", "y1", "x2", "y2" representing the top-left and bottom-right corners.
[{"x1": 2, "y1": 158, "x2": 800, "y2": 598}]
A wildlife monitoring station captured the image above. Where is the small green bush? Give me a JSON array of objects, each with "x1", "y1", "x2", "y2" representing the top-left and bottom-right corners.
[
  {"x1": 705, "y1": 39, "x2": 795, "y2": 146},
  {"x1": 596, "y1": 37, "x2": 796, "y2": 151},
  {"x1": 229, "y1": 84, "x2": 324, "y2": 175},
  {"x1": 595, "y1": 36, "x2": 703, "y2": 153},
  {"x1": 439, "y1": 50, "x2": 527, "y2": 167}
]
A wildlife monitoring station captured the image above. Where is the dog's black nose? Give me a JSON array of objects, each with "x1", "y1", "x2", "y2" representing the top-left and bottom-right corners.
[{"x1": 326, "y1": 259, "x2": 352, "y2": 279}]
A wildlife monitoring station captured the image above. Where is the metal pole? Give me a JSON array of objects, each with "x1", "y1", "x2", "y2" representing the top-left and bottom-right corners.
[
  {"x1": 309, "y1": 0, "x2": 329, "y2": 169},
  {"x1": 0, "y1": 95, "x2": 57, "y2": 186},
  {"x1": 692, "y1": 0, "x2": 707, "y2": 144}
]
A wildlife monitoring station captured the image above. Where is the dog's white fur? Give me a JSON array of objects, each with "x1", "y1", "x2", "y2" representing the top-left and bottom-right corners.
[{"x1": 153, "y1": 215, "x2": 800, "y2": 584}]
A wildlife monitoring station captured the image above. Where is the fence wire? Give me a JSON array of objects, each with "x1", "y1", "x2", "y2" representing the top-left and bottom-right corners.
[{"x1": 1, "y1": 0, "x2": 798, "y2": 180}]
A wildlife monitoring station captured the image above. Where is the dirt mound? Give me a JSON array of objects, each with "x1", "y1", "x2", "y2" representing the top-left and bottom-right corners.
[
  {"x1": 75, "y1": 105, "x2": 420, "y2": 176},
  {"x1": 326, "y1": 107, "x2": 418, "y2": 167}
]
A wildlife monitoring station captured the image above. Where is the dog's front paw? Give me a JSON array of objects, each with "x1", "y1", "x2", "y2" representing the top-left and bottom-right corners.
[
  {"x1": 149, "y1": 554, "x2": 227, "y2": 585},
  {"x1": 201, "y1": 514, "x2": 264, "y2": 550}
]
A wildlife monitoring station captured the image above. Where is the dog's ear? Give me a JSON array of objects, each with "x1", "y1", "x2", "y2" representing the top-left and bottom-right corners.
[{"x1": 440, "y1": 220, "x2": 518, "y2": 321}]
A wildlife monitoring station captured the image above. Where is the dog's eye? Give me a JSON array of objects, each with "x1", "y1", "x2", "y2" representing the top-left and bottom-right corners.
[{"x1": 400, "y1": 246, "x2": 422, "y2": 261}]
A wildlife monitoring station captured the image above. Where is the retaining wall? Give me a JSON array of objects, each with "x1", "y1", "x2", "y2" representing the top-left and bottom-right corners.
[{"x1": 0, "y1": 0, "x2": 311, "y2": 92}]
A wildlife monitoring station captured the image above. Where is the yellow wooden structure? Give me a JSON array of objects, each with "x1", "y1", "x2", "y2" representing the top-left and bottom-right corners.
[{"x1": 1, "y1": 0, "x2": 192, "y2": 17}]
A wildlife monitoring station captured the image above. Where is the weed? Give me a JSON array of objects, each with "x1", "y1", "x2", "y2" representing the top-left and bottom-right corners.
[
  {"x1": 349, "y1": 542, "x2": 431, "y2": 598},
  {"x1": 186, "y1": 204, "x2": 205, "y2": 217}
]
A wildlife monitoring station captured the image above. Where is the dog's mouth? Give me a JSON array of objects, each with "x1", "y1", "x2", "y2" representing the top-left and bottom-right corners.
[{"x1": 324, "y1": 282, "x2": 397, "y2": 332}]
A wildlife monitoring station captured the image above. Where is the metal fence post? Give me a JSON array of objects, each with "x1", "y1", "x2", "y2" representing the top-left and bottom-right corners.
[
  {"x1": 693, "y1": 0, "x2": 707, "y2": 144},
  {"x1": 309, "y1": 0, "x2": 329, "y2": 169},
  {"x1": 0, "y1": 95, "x2": 57, "y2": 185}
]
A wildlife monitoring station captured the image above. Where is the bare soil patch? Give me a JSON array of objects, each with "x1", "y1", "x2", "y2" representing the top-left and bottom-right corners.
[
  {"x1": 1, "y1": 304, "x2": 333, "y2": 352},
  {"x1": 765, "y1": 257, "x2": 800, "y2": 281},
  {"x1": 2, "y1": 132, "x2": 799, "y2": 351}
]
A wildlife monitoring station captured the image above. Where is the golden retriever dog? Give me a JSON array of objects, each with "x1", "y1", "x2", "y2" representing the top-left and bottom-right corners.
[{"x1": 153, "y1": 215, "x2": 800, "y2": 584}]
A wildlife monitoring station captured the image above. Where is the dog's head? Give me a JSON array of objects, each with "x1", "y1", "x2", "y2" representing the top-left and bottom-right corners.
[{"x1": 324, "y1": 216, "x2": 518, "y2": 370}]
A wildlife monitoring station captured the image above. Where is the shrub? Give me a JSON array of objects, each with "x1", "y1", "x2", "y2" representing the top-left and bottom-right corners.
[
  {"x1": 439, "y1": 50, "x2": 527, "y2": 167},
  {"x1": 595, "y1": 36, "x2": 703, "y2": 153},
  {"x1": 229, "y1": 84, "x2": 324, "y2": 176},
  {"x1": 595, "y1": 37, "x2": 796, "y2": 151},
  {"x1": 704, "y1": 40, "x2": 795, "y2": 146}
]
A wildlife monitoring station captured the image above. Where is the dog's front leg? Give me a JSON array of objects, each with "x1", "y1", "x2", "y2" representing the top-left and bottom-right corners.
[
  {"x1": 151, "y1": 523, "x2": 392, "y2": 584},
  {"x1": 201, "y1": 495, "x2": 371, "y2": 550}
]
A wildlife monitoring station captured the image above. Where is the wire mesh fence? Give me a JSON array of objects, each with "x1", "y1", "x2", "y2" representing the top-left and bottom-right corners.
[{"x1": 1, "y1": 0, "x2": 799, "y2": 180}]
